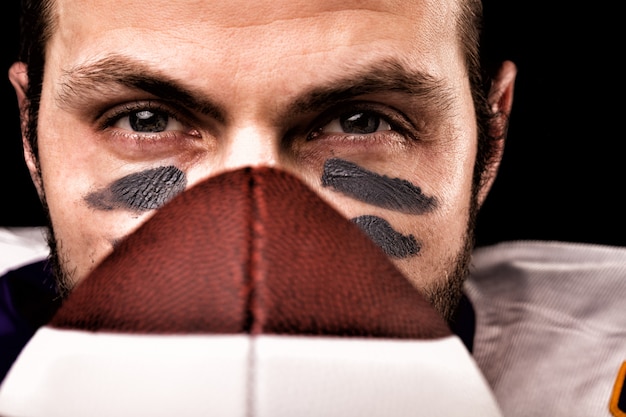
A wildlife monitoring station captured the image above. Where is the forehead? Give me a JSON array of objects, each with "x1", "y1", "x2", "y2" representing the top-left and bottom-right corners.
[
  {"x1": 45, "y1": 0, "x2": 468, "y2": 117},
  {"x1": 52, "y1": 0, "x2": 459, "y2": 27},
  {"x1": 49, "y1": 0, "x2": 462, "y2": 63},
  {"x1": 55, "y1": 0, "x2": 457, "y2": 21}
]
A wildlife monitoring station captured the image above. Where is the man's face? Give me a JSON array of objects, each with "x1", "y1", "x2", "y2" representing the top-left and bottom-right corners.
[{"x1": 30, "y1": 0, "x2": 481, "y2": 318}]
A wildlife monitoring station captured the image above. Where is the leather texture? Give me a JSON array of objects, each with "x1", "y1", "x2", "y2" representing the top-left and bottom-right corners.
[{"x1": 50, "y1": 167, "x2": 450, "y2": 339}]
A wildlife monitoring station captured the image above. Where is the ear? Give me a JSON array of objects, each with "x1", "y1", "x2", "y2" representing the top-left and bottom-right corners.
[
  {"x1": 9, "y1": 61, "x2": 44, "y2": 198},
  {"x1": 476, "y1": 60, "x2": 517, "y2": 206}
]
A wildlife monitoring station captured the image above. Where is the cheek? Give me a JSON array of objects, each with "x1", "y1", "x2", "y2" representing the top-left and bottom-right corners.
[
  {"x1": 35, "y1": 106, "x2": 169, "y2": 281},
  {"x1": 45, "y1": 185, "x2": 155, "y2": 282},
  {"x1": 386, "y1": 205, "x2": 471, "y2": 292},
  {"x1": 39, "y1": 156, "x2": 157, "y2": 283}
]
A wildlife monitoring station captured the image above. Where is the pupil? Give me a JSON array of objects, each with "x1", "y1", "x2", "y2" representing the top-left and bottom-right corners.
[
  {"x1": 130, "y1": 110, "x2": 168, "y2": 132},
  {"x1": 340, "y1": 112, "x2": 380, "y2": 134}
]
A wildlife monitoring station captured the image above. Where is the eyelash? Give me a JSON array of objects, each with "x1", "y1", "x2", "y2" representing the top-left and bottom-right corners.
[
  {"x1": 307, "y1": 103, "x2": 417, "y2": 143},
  {"x1": 99, "y1": 100, "x2": 416, "y2": 147},
  {"x1": 100, "y1": 101, "x2": 197, "y2": 140}
]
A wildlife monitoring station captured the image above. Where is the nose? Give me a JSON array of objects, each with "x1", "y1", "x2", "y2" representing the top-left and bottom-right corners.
[{"x1": 222, "y1": 126, "x2": 281, "y2": 171}]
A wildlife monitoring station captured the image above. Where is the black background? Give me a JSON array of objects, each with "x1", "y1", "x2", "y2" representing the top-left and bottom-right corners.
[{"x1": 1, "y1": 1, "x2": 624, "y2": 248}]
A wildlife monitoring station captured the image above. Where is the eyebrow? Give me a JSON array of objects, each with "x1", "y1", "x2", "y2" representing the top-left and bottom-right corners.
[
  {"x1": 56, "y1": 54, "x2": 454, "y2": 123},
  {"x1": 57, "y1": 55, "x2": 226, "y2": 122},
  {"x1": 292, "y1": 58, "x2": 454, "y2": 117}
]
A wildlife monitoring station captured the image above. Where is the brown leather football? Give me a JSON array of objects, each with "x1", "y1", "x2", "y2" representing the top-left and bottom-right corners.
[
  {"x1": 50, "y1": 167, "x2": 450, "y2": 339},
  {"x1": 0, "y1": 167, "x2": 505, "y2": 417}
]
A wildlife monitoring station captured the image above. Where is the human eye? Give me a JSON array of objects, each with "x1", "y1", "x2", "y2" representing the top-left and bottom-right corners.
[
  {"x1": 101, "y1": 101, "x2": 200, "y2": 140},
  {"x1": 115, "y1": 107, "x2": 183, "y2": 133},
  {"x1": 307, "y1": 103, "x2": 416, "y2": 144},
  {"x1": 322, "y1": 111, "x2": 392, "y2": 135}
]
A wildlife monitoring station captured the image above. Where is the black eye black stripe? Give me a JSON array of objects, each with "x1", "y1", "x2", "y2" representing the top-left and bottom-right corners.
[
  {"x1": 85, "y1": 165, "x2": 186, "y2": 213},
  {"x1": 352, "y1": 215, "x2": 420, "y2": 258},
  {"x1": 321, "y1": 158, "x2": 436, "y2": 215}
]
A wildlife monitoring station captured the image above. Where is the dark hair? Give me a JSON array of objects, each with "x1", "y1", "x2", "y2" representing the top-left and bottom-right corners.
[
  {"x1": 455, "y1": 0, "x2": 499, "y2": 207},
  {"x1": 18, "y1": 0, "x2": 55, "y2": 161}
]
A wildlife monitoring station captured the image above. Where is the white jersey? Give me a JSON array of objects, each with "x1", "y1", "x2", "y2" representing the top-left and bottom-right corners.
[
  {"x1": 0, "y1": 227, "x2": 49, "y2": 276},
  {"x1": 2, "y1": 228, "x2": 625, "y2": 416},
  {"x1": 466, "y1": 240, "x2": 626, "y2": 417}
]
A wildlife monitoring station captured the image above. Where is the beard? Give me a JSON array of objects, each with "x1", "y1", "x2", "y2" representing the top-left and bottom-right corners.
[
  {"x1": 422, "y1": 227, "x2": 475, "y2": 323},
  {"x1": 40, "y1": 204, "x2": 75, "y2": 299}
]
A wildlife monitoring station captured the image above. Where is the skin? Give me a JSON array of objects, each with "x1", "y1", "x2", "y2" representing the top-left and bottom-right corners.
[{"x1": 9, "y1": 0, "x2": 516, "y2": 320}]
